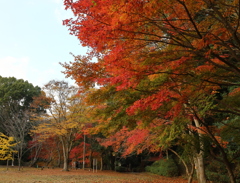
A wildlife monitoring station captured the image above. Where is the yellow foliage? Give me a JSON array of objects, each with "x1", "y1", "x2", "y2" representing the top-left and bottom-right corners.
[
  {"x1": 31, "y1": 91, "x2": 90, "y2": 143},
  {"x1": 0, "y1": 133, "x2": 17, "y2": 160}
]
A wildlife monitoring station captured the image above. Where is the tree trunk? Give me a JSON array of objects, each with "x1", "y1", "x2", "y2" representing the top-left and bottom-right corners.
[
  {"x1": 187, "y1": 160, "x2": 195, "y2": 183},
  {"x1": 57, "y1": 142, "x2": 62, "y2": 167},
  {"x1": 193, "y1": 117, "x2": 207, "y2": 183},
  {"x1": 188, "y1": 174, "x2": 193, "y2": 183},
  {"x1": 89, "y1": 149, "x2": 93, "y2": 170},
  {"x1": 11, "y1": 155, "x2": 14, "y2": 166},
  {"x1": 193, "y1": 153, "x2": 206, "y2": 183},
  {"x1": 218, "y1": 146, "x2": 236, "y2": 183},
  {"x1": 62, "y1": 154, "x2": 69, "y2": 171},
  {"x1": 18, "y1": 157, "x2": 22, "y2": 171},
  {"x1": 29, "y1": 157, "x2": 38, "y2": 167},
  {"x1": 62, "y1": 148, "x2": 69, "y2": 171},
  {"x1": 17, "y1": 151, "x2": 22, "y2": 171},
  {"x1": 100, "y1": 157, "x2": 103, "y2": 171},
  {"x1": 205, "y1": 125, "x2": 236, "y2": 183},
  {"x1": 29, "y1": 145, "x2": 42, "y2": 167},
  {"x1": 61, "y1": 139, "x2": 69, "y2": 171},
  {"x1": 83, "y1": 134, "x2": 86, "y2": 170},
  {"x1": 169, "y1": 148, "x2": 194, "y2": 183},
  {"x1": 225, "y1": 162, "x2": 236, "y2": 183},
  {"x1": 6, "y1": 159, "x2": 9, "y2": 171}
]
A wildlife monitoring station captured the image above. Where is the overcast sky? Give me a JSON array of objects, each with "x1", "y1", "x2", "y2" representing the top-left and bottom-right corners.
[{"x1": 0, "y1": 0, "x2": 87, "y2": 87}]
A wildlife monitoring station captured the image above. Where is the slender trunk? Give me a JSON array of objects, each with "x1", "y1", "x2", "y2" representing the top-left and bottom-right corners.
[
  {"x1": 188, "y1": 160, "x2": 195, "y2": 183},
  {"x1": 188, "y1": 174, "x2": 193, "y2": 183},
  {"x1": 29, "y1": 145, "x2": 42, "y2": 167},
  {"x1": 6, "y1": 159, "x2": 9, "y2": 171},
  {"x1": 193, "y1": 117, "x2": 207, "y2": 183},
  {"x1": 225, "y1": 161, "x2": 236, "y2": 183},
  {"x1": 204, "y1": 125, "x2": 236, "y2": 183},
  {"x1": 90, "y1": 149, "x2": 93, "y2": 170},
  {"x1": 218, "y1": 148, "x2": 236, "y2": 183},
  {"x1": 12, "y1": 156, "x2": 14, "y2": 166},
  {"x1": 18, "y1": 157, "x2": 21, "y2": 171},
  {"x1": 83, "y1": 134, "x2": 86, "y2": 170},
  {"x1": 169, "y1": 148, "x2": 194, "y2": 183},
  {"x1": 46, "y1": 158, "x2": 52, "y2": 167},
  {"x1": 61, "y1": 138, "x2": 69, "y2": 171},
  {"x1": 29, "y1": 157, "x2": 38, "y2": 167},
  {"x1": 95, "y1": 158, "x2": 97, "y2": 172},
  {"x1": 100, "y1": 156, "x2": 103, "y2": 171},
  {"x1": 57, "y1": 141, "x2": 61, "y2": 167},
  {"x1": 18, "y1": 151, "x2": 22, "y2": 171}
]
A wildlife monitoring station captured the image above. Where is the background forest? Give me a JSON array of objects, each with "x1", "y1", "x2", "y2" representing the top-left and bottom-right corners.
[{"x1": 1, "y1": 0, "x2": 240, "y2": 183}]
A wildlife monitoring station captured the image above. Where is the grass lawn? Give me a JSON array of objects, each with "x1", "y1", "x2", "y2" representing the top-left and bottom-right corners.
[{"x1": 0, "y1": 166, "x2": 195, "y2": 183}]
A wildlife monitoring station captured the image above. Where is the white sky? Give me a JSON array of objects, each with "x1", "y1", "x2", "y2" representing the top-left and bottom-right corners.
[{"x1": 0, "y1": 0, "x2": 87, "y2": 87}]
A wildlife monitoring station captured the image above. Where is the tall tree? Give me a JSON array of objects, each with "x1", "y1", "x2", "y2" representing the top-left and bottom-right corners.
[
  {"x1": 0, "y1": 76, "x2": 41, "y2": 108},
  {"x1": 62, "y1": 0, "x2": 240, "y2": 182},
  {"x1": 0, "y1": 76, "x2": 41, "y2": 170},
  {"x1": 32, "y1": 80, "x2": 89, "y2": 171}
]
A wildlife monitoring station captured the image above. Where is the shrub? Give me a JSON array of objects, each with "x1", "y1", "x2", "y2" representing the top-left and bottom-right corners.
[
  {"x1": 205, "y1": 160, "x2": 229, "y2": 183},
  {"x1": 115, "y1": 166, "x2": 128, "y2": 172},
  {"x1": 145, "y1": 157, "x2": 179, "y2": 177}
]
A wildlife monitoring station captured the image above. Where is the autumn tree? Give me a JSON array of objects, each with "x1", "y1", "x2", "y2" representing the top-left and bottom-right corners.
[
  {"x1": 28, "y1": 134, "x2": 61, "y2": 168},
  {"x1": 27, "y1": 91, "x2": 55, "y2": 167},
  {"x1": 62, "y1": 0, "x2": 240, "y2": 182},
  {"x1": 86, "y1": 81, "x2": 208, "y2": 182},
  {"x1": 32, "y1": 80, "x2": 89, "y2": 171},
  {"x1": 1, "y1": 107, "x2": 33, "y2": 170},
  {"x1": 0, "y1": 133, "x2": 17, "y2": 161},
  {"x1": 0, "y1": 76, "x2": 41, "y2": 170}
]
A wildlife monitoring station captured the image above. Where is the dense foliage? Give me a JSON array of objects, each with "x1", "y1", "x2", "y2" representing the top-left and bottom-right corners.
[
  {"x1": 0, "y1": 76, "x2": 42, "y2": 170},
  {"x1": 145, "y1": 157, "x2": 179, "y2": 177},
  {"x1": 60, "y1": 0, "x2": 240, "y2": 183},
  {"x1": 2, "y1": 1, "x2": 240, "y2": 183}
]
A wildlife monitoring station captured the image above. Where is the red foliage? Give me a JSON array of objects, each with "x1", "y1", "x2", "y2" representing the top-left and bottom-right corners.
[
  {"x1": 28, "y1": 134, "x2": 59, "y2": 163},
  {"x1": 62, "y1": 0, "x2": 237, "y2": 116},
  {"x1": 100, "y1": 127, "x2": 160, "y2": 156},
  {"x1": 61, "y1": 3, "x2": 240, "y2": 182}
]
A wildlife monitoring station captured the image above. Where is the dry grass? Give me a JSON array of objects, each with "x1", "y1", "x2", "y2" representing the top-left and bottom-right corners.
[{"x1": 0, "y1": 166, "x2": 193, "y2": 183}]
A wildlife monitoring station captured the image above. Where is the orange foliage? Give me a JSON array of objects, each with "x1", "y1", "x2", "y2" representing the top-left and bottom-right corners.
[
  {"x1": 61, "y1": 2, "x2": 240, "y2": 180},
  {"x1": 100, "y1": 127, "x2": 160, "y2": 156}
]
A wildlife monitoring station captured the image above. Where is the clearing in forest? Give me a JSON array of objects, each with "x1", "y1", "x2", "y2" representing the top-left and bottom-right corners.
[{"x1": 0, "y1": 167, "x2": 196, "y2": 183}]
